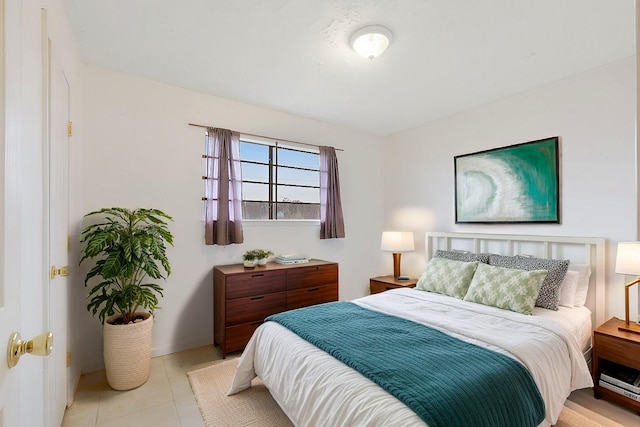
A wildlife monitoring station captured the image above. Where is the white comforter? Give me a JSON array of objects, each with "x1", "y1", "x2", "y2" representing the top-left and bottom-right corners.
[{"x1": 229, "y1": 289, "x2": 593, "y2": 427}]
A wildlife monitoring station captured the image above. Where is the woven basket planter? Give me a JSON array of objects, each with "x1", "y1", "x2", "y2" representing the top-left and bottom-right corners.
[{"x1": 103, "y1": 312, "x2": 153, "y2": 390}]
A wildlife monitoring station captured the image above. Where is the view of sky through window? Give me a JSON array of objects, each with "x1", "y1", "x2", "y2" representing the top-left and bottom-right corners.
[{"x1": 240, "y1": 141, "x2": 320, "y2": 204}]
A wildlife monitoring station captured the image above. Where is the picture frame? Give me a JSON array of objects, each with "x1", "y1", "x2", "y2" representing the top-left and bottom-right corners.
[{"x1": 454, "y1": 137, "x2": 560, "y2": 224}]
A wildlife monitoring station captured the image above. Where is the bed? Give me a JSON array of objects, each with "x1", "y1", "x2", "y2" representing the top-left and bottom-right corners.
[{"x1": 228, "y1": 232, "x2": 606, "y2": 427}]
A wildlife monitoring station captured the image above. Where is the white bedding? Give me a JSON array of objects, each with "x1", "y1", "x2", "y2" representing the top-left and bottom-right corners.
[
  {"x1": 229, "y1": 289, "x2": 594, "y2": 427},
  {"x1": 532, "y1": 305, "x2": 593, "y2": 352}
]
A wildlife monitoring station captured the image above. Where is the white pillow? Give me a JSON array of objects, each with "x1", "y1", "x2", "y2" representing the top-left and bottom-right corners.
[
  {"x1": 570, "y1": 264, "x2": 591, "y2": 307},
  {"x1": 558, "y1": 270, "x2": 579, "y2": 307}
]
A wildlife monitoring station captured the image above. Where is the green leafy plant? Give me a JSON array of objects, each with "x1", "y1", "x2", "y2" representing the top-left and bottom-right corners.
[
  {"x1": 254, "y1": 249, "x2": 274, "y2": 259},
  {"x1": 242, "y1": 249, "x2": 273, "y2": 261},
  {"x1": 242, "y1": 250, "x2": 259, "y2": 261},
  {"x1": 80, "y1": 208, "x2": 174, "y2": 324}
]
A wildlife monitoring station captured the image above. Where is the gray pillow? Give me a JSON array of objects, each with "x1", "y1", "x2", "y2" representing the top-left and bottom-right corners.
[
  {"x1": 488, "y1": 254, "x2": 569, "y2": 310},
  {"x1": 435, "y1": 249, "x2": 490, "y2": 264}
]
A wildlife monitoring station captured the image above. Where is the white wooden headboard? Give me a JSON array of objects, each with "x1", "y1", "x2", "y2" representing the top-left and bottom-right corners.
[{"x1": 425, "y1": 232, "x2": 606, "y2": 327}]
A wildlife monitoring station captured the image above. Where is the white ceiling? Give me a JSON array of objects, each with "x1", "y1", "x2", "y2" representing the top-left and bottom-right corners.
[{"x1": 61, "y1": 0, "x2": 635, "y2": 136}]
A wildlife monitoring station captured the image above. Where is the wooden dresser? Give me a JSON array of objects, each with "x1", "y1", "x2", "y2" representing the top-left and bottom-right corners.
[{"x1": 213, "y1": 259, "x2": 338, "y2": 358}]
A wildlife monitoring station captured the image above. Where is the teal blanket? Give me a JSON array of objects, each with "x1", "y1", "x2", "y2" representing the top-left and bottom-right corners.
[{"x1": 266, "y1": 301, "x2": 545, "y2": 427}]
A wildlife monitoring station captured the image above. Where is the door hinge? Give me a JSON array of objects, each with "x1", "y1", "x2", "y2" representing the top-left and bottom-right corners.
[
  {"x1": 50, "y1": 265, "x2": 69, "y2": 279},
  {"x1": 68, "y1": 235, "x2": 71, "y2": 253},
  {"x1": 66, "y1": 351, "x2": 72, "y2": 367},
  {"x1": 67, "y1": 121, "x2": 73, "y2": 137}
]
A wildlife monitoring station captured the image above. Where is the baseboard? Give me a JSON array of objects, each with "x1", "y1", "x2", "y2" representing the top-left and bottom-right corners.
[{"x1": 150, "y1": 335, "x2": 213, "y2": 358}]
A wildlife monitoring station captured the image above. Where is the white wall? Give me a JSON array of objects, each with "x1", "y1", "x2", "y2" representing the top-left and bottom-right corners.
[
  {"x1": 77, "y1": 65, "x2": 386, "y2": 371},
  {"x1": 385, "y1": 57, "x2": 637, "y2": 320}
]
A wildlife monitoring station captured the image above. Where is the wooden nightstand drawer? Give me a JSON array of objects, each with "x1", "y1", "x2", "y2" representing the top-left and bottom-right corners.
[
  {"x1": 594, "y1": 333, "x2": 640, "y2": 371},
  {"x1": 369, "y1": 275, "x2": 417, "y2": 294}
]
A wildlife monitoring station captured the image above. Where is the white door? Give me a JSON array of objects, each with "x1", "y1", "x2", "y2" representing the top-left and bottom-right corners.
[
  {"x1": 1, "y1": 1, "x2": 59, "y2": 426},
  {"x1": 0, "y1": 1, "x2": 20, "y2": 424},
  {"x1": 1, "y1": 0, "x2": 49, "y2": 425},
  {"x1": 46, "y1": 33, "x2": 70, "y2": 426}
]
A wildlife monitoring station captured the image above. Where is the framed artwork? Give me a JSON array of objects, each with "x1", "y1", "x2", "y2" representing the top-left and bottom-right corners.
[{"x1": 454, "y1": 137, "x2": 560, "y2": 224}]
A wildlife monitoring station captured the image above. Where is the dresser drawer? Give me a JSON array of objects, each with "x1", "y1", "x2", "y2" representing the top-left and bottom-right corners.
[
  {"x1": 225, "y1": 322, "x2": 263, "y2": 353},
  {"x1": 226, "y1": 291, "x2": 287, "y2": 326},
  {"x1": 287, "y1": 284, "x2": 338, "y2": 310},
  {"x1": 226, "y1": 270, "x2": 286, "y2": 299},
  {"x1": 287, "y1": 264, "x2": 338, "y2": 291}
]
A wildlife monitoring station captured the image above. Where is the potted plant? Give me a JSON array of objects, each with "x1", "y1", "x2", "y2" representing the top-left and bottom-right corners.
[
  {"x1": 80, "y1": 207, "x2": 173, "y2": 390},
  {"x1": 255, "y1": 249, "x2": 274, "y2": 265},
  {"x1": 242, "y1": 250, "x2": 259, "y2": 268}
]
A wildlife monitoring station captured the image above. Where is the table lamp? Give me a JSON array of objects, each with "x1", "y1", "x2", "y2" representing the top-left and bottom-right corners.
[
  {"x1": 615, "y1": 241, "x2": 640, "y2": 334},
  {"x1": 380, "y1": 231, "x2": 415, "y2": 279}
]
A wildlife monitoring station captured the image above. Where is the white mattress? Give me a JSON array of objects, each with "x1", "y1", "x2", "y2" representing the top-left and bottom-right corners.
[{"x1": 229, "y1": 289, "x2": 593, "y2": 427}]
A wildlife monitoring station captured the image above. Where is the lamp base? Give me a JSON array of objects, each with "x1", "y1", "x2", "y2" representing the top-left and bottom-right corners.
[{"x1": 618, "y1": 322, "x2": 640, "y2": 335}]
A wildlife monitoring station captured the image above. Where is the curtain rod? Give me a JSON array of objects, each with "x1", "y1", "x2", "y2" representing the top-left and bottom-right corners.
[{"x1": 188, "y1": 122, "x2": 343, "y2": 151}]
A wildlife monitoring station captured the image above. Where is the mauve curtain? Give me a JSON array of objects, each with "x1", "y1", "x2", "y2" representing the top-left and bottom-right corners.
[
  {"x1": 204, "y1": 127, "x2": 244, "y2": 245},
  {"x1": 319, "y1": 146, "x2": 345, "y2": 239}
]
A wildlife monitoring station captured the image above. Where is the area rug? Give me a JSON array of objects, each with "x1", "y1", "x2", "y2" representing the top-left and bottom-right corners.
[{"x1": 188, "y1": 359, "x2": 604, "y2": 427}]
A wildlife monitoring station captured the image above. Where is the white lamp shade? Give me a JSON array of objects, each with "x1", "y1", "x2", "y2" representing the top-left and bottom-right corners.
[
  {"x1": 351, "y1": 25, "x2": 392, "y2": 60},
  {"x1": 615, "y1": 242, "x2": 640, "y2": 276},
  {"x1": 380, "y1": 231, "x2": 414, "y2": 253}
]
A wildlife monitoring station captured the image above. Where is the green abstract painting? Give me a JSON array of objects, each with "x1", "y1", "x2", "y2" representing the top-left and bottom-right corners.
[{"x1": 455, "y1": 137, "x2": 559, "y2": 223}]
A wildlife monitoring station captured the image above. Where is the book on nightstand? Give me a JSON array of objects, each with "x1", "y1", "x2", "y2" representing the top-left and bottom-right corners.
[
  {"x1": 599, "y1": 379, "x2": 640, "y2": 402},
  {"x1": 600, "y1": 363, "x2": 640, "y2": 394}
]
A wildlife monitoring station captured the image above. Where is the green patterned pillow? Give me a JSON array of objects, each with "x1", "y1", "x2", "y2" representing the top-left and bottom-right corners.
[
  {"x1": 463, "y1": 263, "x2": 547, "y2": 315},
  {"x1": 416, "y1": 258, "x2": 479, "y2": 299}
]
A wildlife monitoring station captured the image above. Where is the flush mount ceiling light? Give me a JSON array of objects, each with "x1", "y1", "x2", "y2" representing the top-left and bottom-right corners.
[{"x1": 350, "y1": 25, "x2": 393, "y2": 60}]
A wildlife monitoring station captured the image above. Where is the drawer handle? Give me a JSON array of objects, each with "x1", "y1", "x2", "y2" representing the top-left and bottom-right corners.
[
  {"x1": 250, "y1": 296, "x2": 265, "y2": 300},
  {"x1": 307, "y1": 287, "x2": 320, "y2": 292},
  {"x1": 385, "y1": 287, "x2": 394, "y2": 291},
  {"x1": 251, "y1": 274, "x2": 265, "y2": 278}
]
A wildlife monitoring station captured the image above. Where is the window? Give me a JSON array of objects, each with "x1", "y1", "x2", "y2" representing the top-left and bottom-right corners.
[{"x1": 239, "y1": 138, "x2": 320, "y2": 220}]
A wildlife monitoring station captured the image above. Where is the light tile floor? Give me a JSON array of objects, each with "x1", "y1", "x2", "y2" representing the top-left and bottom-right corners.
[
  {"x1": 63, "y1": 345, "x2": 639, "y2": 427},
  {"x1": 61, "y1": 345, "x2": 234, "y2": 427}
]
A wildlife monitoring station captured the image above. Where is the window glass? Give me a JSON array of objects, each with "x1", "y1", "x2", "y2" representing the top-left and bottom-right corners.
[
  {"x1": 276, "y1": 167, "x2": 319, "y2": 188},
  {"x1": 239, "y1": 139, "x2": 320, "y2": 220},
  {"x1": 240, "y1": 142, "x2": 269, "y2": 163},
  {"x1": 276, "y1": 185, "x2": 319, "y2": 204},
  {"x1": 277, "y1": 147, "x2": 318, "y2": 169}
]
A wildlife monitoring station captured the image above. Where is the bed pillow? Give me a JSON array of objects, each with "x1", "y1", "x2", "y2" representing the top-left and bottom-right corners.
[
  {"x1": 434, "y1": 249, "x2": 490, "y2": 264},
  {"x1": 569, "y1": 264, "x2": 592, "y2": 307},
  {"x1": 463, "y1": 263, "x2": 547, "y2": 315},
  {"x1": 558, "y1": 270, "x2": 579, "y2": 308},
  {"x1": 488, "y1": 254, "x2": 569, "y2": 311},
  {"x1": 416, "y1": 257, "x2": 479, "y2": 299}
]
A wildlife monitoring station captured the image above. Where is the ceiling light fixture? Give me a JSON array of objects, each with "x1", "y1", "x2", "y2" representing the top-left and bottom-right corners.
[{"x1": 350, "y1": 25, "x2": 392, "y2": 60}]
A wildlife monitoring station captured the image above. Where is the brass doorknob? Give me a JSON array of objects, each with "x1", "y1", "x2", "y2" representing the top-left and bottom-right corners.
[{"x1": 7, "y1": 332, "x2": 53, "y2": 368}]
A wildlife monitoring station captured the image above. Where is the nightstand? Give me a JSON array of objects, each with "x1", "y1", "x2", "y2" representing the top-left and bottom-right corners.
[
  {"x1": 369, "y1": 275, "x2": 417, "y2": 294},
  {"x1": 593, "y1": 317, "x2": 640, "y2": 412}
]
